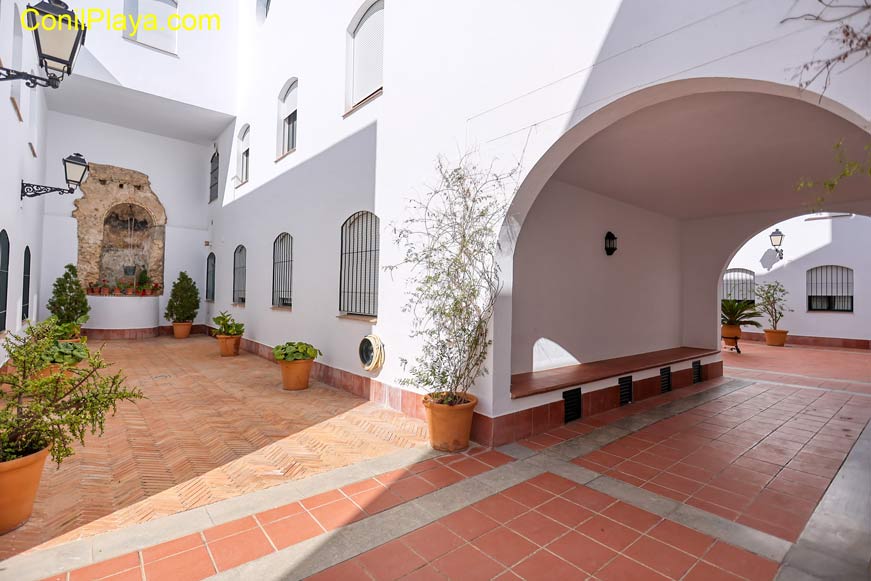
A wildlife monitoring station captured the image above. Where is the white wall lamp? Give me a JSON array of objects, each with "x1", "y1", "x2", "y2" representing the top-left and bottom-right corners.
[
  {"x1": 21, "y1": 153, "x2": 89, "y2": 199},
  {"x1": 769, "y1": 228, "x2": 784, "y2": 259}
]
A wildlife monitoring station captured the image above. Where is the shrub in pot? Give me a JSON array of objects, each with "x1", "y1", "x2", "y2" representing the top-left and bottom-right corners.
[
  {"x1": 0, "y1": 318, "x2": 142, "y2": 533},
  {"x1": 164, "y1": 272, "x2": 200, "y2": 339},
  {"x1": 720, "y1": 299, "x2": 762, "y2": 349},
  {"x1": 46, "y1": 264, "x2": 90, "y2": 341},
  {"x1": 273, "y1": 342, "x2": 322, "y2": 390},
  {"x1": 212, "y1": 311, "x2": 244, "y2": 357},
  {"x1": 757, "y1": 280, "x2": 793, "y2": 347}
]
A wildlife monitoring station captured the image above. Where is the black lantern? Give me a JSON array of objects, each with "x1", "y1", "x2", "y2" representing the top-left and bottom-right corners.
[
  {"x1": 21, "y1": 152, "x2": 89, "y2": 199},
  {"x1": 769, "y1": 229, "x2": 784, "y2": 259},
  {"x1": 605, "y1": 231, "x2": 617, "y2": 256}
]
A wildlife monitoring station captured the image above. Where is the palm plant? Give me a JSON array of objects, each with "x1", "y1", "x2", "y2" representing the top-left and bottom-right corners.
[{"x1": 721, "y1": 299, "x2": 762, "y2": 328}]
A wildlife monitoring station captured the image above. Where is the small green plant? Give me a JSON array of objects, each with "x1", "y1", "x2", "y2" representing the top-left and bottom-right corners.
[
  {"x1": 43, "y1": 340, "x2": 88, "y2": 366},
  {"x1": 0, "y1": 318, "x2": 143, "y2": 464},
  {"x1": 721, "y1": 299, "x2": 762, "y2": 328},
  {"x1": 756, "y1": 281, "x2": 793, "y2": 331},
  {"x1": 56, "y1": 315, "x2": 90, "y2": 341},
  {"x1": 164, "y1": 271, "x2": 200, "y2": 323},
  {"x1": 46, "y1": 264, "x2": 90, "y2": 336},
  {"x1": 273, "y1": 342, "x2": 322, "y2": 361},
  {"x1": 137, "y1": 268, "x2": 150, "y2": 288},
  {"x1": 212, "y1": 311, "x2": 244, "y2": 336}
]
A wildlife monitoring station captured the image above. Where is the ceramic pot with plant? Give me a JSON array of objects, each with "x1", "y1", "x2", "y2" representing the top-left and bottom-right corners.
[
  {"x1": 273, "y1": 342, "x2": 322, "y2": 390},
  {"x1": 46, "y1": 264, "x2": 91, "y2": 342},
  {"x1": 720, "y1": 298, "x2": 761, "y2": 349},
  {"x1": 0, "y1": 318, "x2": 142, "y2": 533},
  {"x1": 212, "y1": 311, "x2": 244, "y2": 356},
  {"x1": 164, "y1": 272, "x2": 201, "y2": 339},
  {"x1": 100, "y1": 280, "x2": 110, "y2": 296},
  {"x1": 757, "y1": 280, "x2": 793, "y2": 347}
]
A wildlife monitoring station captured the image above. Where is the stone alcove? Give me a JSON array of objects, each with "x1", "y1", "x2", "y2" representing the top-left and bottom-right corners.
[{"x1": 73, "y1": 164, "x2": 166, "y2": 292}]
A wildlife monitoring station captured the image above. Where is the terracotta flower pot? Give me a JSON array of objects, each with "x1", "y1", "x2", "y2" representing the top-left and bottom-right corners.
[
  {"x1": 100, "y1": 288, "x2": 110, "y2": 296},
  {"x1": 217, "y1": 335, "x2": 241, "y2": 357},
  {"x1": 422, "y1": 393, "x2": 478, "y2": 452},
  {"x1": 0, "y1": 447, "x2": 50, "y2": 534},
  {"x1": 721, "y1": 324, "x2": 741, "y2": 348},
  {"x1": 144, "y1": 289, "x2": 153, "y2": 296},
  {"x1": 279, "y1": 359, "x2": 314, "y2": 390},
  {"x1": 172, "y1": 322, "x2": 193, "y2": 339},
  {"x1": 764, "y1": 329, "x2": 788, "y2": 347}
]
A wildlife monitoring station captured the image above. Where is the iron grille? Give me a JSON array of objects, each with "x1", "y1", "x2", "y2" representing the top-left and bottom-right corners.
[
  {"x1": 619, "y1": 376, "x2": 633, "y2": 406},
  {"x1": 660, "y1": 367, "x2": 672, "y2": 393},
  {"x1": 807, "y1": 265, "x2": 853, "y2": 312},
  {"x1": 563, "y1": 388, "x2": 582, "y2": 422},
  {"x1": 209, "y1": 150, "x2": 219, "y2": 202},
  {"x1": 205, "y1": 252, "x2": 216, "y2": 301},
  {"x1": 272, "y1": 233, "x2": 293, "y2": 307},
  {"x1": 0, "y1": 230, "x2": 8, "y2": 332},
  {"x1": 233, "y1": 245, "x2": 246, "y2": 304},
  {"x1": 692, "y1": 360, "x2": 702, "y2": 384},
  {"x1": 21, "y1": 246, "x2": 30, "y2": 320},
  {"x1": 339, "y1": 211, "x2": 380, "y2": 317},
  {"x1": 722, "y1": 268, "x2": 755, "y2": 303}
]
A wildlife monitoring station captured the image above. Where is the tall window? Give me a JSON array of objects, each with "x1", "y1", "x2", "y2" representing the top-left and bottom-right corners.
[
  {"x1": 278, "y1": 79, "x2": 298, "y2": 157},
  {"x1": 0, "y1": 230, "x2": 9, "y2": 331},
  {"x1": 339, "y1": 211, "x2": 379, "y2": 317},
  {"x1": 272, "y1": 233, "x2": 293, "y2": 307},
  {"x1": 347, "y1": 0, "x2": 384, "y2": 108},
  {"x1": 237, "y1": 125, "x2": 250, "y2": 184},
  {"x1": 11, "y1": 6, "x2": 23, "y2": 114},
  {"x1": 209, "y1": 149, "x2": 219, "y2": 203},
  {"x1": 205, "y1": 252, "x2": 216, "y2": 301},
  {"x1": 807, "y1": 265, "x2": 854, "y2": 312},
  {"x1": 22, "y1": 247, "x2": 31, "y2": 321},
  {"x1": 233, "y1": 245, "x2": 247, "y2": 304},
  {"x1": 722, "y1": 268, "x2": 755, "y2": 303}
]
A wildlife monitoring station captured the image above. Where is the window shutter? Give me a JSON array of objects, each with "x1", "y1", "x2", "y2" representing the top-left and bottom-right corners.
[{"x1": 351, "y1": 1, "x2": 384, "y2": 104}]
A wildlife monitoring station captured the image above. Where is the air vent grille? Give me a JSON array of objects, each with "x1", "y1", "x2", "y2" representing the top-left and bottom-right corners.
[
  {"x1": 619, "y1": 376, "x2": 633, "y2": 406},
  {"x1": 660, "y1": 367, "x2": 672, "y2": 393},
  {"x1": 692, "y1": 360, "x2": 702, "y2": 384},
  {"x1": 563, "y1": 388, "x2": 582, "y2": 422}
]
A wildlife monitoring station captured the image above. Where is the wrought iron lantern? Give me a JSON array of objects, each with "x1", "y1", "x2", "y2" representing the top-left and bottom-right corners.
[
  {"x1": 21, "y1": 153, "x2": 89, "y2": 199},
  {"x1": 769, "y1": 229, "x2": 784, "y2": 259},
  {"x1": 604, "y1": 231, "x2": 618, "y2": 256}
]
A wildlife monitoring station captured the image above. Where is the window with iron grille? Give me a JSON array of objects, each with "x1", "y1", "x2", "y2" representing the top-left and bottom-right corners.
[
  {"x1": 205, "y1": 252, "x2": 216, "y2": 301},
  {"x1": 339, "y1": 211, "x2": 379, "y2": 317},
  {"x1": 722, "y1": 268, "x2": 755, "y2": 303},
  {"x1": 22, "y1": 246, "x2": 31, "y2": 321},
  {"x1": 233, "y1": 245, "x2": 246, "y2": 304},
  {"x1": 273, "y1": 233, "x2": 293, "y2": 307},
  {"x1": 807, "y1": 265, "x2": 853, "y2": 312},
  {"x1": 209, "y1": 150, "x2": 219, "y2": 203},
  {"x1": 0, "y1": 230, "x2": 8, "y2": 331}
]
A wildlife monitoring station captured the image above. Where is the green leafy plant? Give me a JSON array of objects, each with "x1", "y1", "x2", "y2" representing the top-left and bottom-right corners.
[
  {"x1": 164, "y1": 271, "x2": 200, "y2": 323},
  {"x1": 137, "y1": 268, "x2": 150, "y2": 288},
  {"x1": 56, "y1": 315, "x2": 90, "y2": 342},
  {"x1": 756, "y1": 281, "x2": 793, "y2": 331},
  {"x1": 46, "y1": 264, "x2": 90, "y2": 337},
  {"x1": 212, "y1": 311, "x2": 244, "y2": 336},
  {"x1": 273, "y1": 342, "x2": 322, "y2": 361},
  {"x1": 43, "y1": 340, "x2": 88, "y2": 366},
  {"x1": 0, "y1": 318, "x2": 143, "y2": 464},
  {"x1": 721, "y1": 299, "x2": 762, "y2": 328}
]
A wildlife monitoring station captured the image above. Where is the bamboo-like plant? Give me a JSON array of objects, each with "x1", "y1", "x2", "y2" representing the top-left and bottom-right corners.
[
  {"x1": 756, "y1": 281, "x2": 793, "y2": 331},
  {"x1": 721, "y1": 299, "x2": 762, "y2": 328}
]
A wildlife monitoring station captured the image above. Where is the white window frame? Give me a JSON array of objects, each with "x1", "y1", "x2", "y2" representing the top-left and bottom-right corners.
[
  {"x1": 122, "y1": 0, "x2": 179, "y2": 54},
  {"x1": 345, "y1": 0, "x2": 384, "y2": 110},
  {"x1": 237, "y1": 125, "x2": 250, "y2": 185},
  {"x1": 277, "y1": 78, "x2": 298, "y2": 158}
]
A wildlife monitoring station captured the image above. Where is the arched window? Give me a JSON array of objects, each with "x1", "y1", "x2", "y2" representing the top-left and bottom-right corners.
[
  {"x1": 339, "y1": 211, "x2": 379, "y2": 316},
  {"x1": 277, "y1": 79, "x2": 298, "y2": 157},
  {"x1": 272, "y1": 233, "x2": 293, "y2": 307},
  {"x1": 209, "y1": 148, "x2": 219, "y2": 203},
  {"x1": 205, "y1": 252, "x2": 216, "y2": 301},
  {"x1": 0, "y1": 230, "x2": 9, "y2": 331},
  {"x1": 233, "y1": 245, "x2": 247, "y2": 304},
  {"x1": 22, "y1": 246, "x2": 31, "y2": 321},
  {"x1": 807, "y1": 265, "x2": 854, "y2": 312},
  {"x1": 347, "y1": 0, "x2": 384, "y2": 108},
  {"x1": 722, "y1": 268, "x2": 755, "y2": 303},
  {"x1": 237, "y1": 125, "x2": 250, "y2": 184}
]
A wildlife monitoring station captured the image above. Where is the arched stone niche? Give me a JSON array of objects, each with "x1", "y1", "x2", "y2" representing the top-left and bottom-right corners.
[{"x1": 73, "y1": 164, "x2": 166, "y2": 292}]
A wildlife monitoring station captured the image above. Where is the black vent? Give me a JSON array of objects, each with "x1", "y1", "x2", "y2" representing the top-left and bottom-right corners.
[
  {"x1": 692, "y1": 360, "x2": 702, "y2": 384},
  {"x1": 618, "y1": 376, "x2": 633, "y2": 406},
  {"x1": 563, "y1": 388, "x2": 582, "y2": 422},
  {"x1": 660, "y1": 367, "x2": 672, "y2": 393}
]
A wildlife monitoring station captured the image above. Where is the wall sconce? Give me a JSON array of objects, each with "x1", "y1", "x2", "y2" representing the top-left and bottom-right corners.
[
  {"x1": 604, "y1": 231, "x2": 617, "y2": 256},
  {"x1": 769, "y1": 228, "x2": 784, "y2": 259},
  {"x1": 21, "y1": 152, "x2": 89, "y2": 199}
]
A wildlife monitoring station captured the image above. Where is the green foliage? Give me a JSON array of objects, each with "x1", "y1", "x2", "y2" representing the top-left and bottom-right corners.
[
  {"x1": 164, "y1": 271, "x2": 200, "y2": 323},
  {"x1": 756, "y1": 281, "x2": 793, "y2": 331},
  {"x1": 721, "y1": 299, "x2": 762, "y2": 328},
  {"x1": 797, "y1": 141, "x2": 871, "y2": 211},
  {"x1": 273, "y1": 341, "x2": 322, "y2": 361},
  {"x1": 137, "y1": 268, "x2": 150, "y2": 287},
  {"x1": 389, "y1": 154, "x2": 519, "y2": 406},
  {"x1": 212, "y1": 311, "x2": 244, "y2": 336},
  {"x1": 46, "y1": 264, "x2": 90, "y2": 332},
  {"x1": 43, "y1": 340, "x2": 88, "y2": 365},
  {"x1": 0, "y1": 318, "x2": 143, "y2": 464},
  {"x1": 56, "y1": 315, "x2": 89, "y2": 341}
]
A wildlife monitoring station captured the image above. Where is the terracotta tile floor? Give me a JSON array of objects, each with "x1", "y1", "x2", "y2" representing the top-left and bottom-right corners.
[{"x1": 2, "y1": 336, "x2": 427, "y2": 559}]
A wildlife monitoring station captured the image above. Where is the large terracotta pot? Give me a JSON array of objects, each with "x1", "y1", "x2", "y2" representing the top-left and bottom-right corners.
[
  {"x1": 764, "y1": 329, "x2": 788, "y2": 347},
  {"x1": 422, "y1": 393, "x2": 478, "y2": 452},
  {"x1": 279, "y1": 359, "x2": 314, "y2": 390},
  {"x1": 172, "y1": 322, "x2": 192, "y2": 339},
  {"x1": 721, "y1": 324, "x2": 741, "y2": 348},
  {"x1": 217, "y1": 335, "x2": 241, "y2": 357},
  {"x1": 0, "y1": 447, "x2": 50, "y2": 534}
]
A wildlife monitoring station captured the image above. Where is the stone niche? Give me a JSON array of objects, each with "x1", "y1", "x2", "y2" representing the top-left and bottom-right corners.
[{"x1": 73, "y1": 163, "x2": 166, "y2": 292}]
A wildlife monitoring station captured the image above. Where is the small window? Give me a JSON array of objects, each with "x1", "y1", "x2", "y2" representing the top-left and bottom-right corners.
[
  {"x1": 277, "y1": 79, "x2": 298, "y2": 157},
  {"x1": 0, "y1": 230, "x2": 8, "y2": 331},
  {"x1": 807, "y1": 265, "x2": 853, "y2": 312},
  {"x1": 237, "y1": 125, "x2": 251, "y2": 184},
  {"x1": 339, "y1": 211, "x2": 379, "y2": 316},
  {"x1": 205, "y1": 252, "x2": 216, "y2": 301},
  {"x1": 272, "y1": 233, "x2": 293, "y2": 307},
  {"x1": 123, "y1": 0, "x2": 178, "y2": 53},
  {"x1": 209, "y1": 149, "x2": 219, "y2": 203},
  {"x1": 22, "y1": 246, "x2": 31, "y2": 321},
  {"x1": 347, "y1": 0, "x2": 384, "y2": 108},
  {"x1": 722, "y1": 268, "x2": 755, "y2": 303},
  {"x1": 233, "y1": 245, "x2": 246, "y2": 304}
]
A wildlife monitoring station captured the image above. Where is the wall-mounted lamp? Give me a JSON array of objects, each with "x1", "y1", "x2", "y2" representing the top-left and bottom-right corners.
[
  {"x1": 21, "y1": 152, "x2": 89, "y2": 199},
  {"x1": 604, "y1": 231, "x2": 617, "y2": 256},
  {"x1": 769, "y1": 228, "x2": 784, "y2": 259}
]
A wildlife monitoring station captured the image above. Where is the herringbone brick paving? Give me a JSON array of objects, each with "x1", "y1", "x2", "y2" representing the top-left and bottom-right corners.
[{"x1": 1, "y1": 336, "x2": 427, "y2": 559}]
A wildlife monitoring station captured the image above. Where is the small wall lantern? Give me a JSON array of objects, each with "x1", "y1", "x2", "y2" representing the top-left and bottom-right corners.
[
  {"x1": 21, "y1": 152, "x2": 89, "y2": 199},
  {"x1": 769, "y1": 228, "x2": 784, "y2": 259},
  {"x1": 604, "y1": 231, "x2": 617, "y2": 256}
]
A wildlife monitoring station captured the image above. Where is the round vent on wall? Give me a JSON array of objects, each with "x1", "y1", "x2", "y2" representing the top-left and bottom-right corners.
[{"x1": 359, "y1": 335, "x2": 385, "y2": 372}]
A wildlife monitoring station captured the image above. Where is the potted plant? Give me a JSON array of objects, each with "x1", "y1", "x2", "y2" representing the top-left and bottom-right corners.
[
  {"x1": 757, "y1": 280, "x2": 793, "y2": 347},
  {"x1": 87, "y1": 282, "x2": 99, "y2": 295},
  {"x1": 212, "y1": 311, "x2": 244, "y2": 357},
  {"x1": 164, "y1": 272, "x2": 200, "y2": 339},
  {"x1": 46, "y1": 264, "x2": 91, "y2": 342},
  {"x1": 137, "y1": 268, "x2": 152, "y2": 295},
  {"x1": 39, "y1": 334, "x2": 89, "y2": 377},
  {"x1": 112, "y1": 283, "x2": 122, "y2": 296},
  {"x1": 721, "y1": 298, "x2": 762, "y2": 349},
  {"x1": 391, "y1": 156, "x2": 517, "y2": 451},
  {"x1": 0, "y1": 318, "x2": 142, "y2": 534},
  {"x1": 273, "y1": 342, "x2": 322, "y2": 390},
  {"x1": 100, "y1": 279, "x2": 110, "y2": 296}
]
